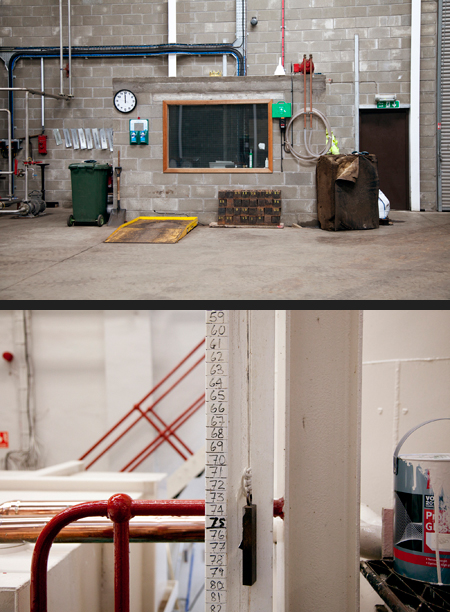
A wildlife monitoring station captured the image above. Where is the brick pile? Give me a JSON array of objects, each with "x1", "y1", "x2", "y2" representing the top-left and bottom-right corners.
[{"x1": 218, "y1": 190, "x2": 281, "y2": 225}]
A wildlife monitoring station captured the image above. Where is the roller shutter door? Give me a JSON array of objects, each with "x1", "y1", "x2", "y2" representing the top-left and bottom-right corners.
[{"x1": 440, "y1": 0, "x2": 450, "y2": 210}]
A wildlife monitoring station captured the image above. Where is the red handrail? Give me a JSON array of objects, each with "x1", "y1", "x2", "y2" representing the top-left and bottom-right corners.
[
  {"x1": 30, "y1": 496, "x2": 284, "y2": 612},
  {"x1": 30, "y1": 495, "x2": 206, "y2": 612},
  {"x1": 80, "y1": 339, "x2": 205, "y2": 469}
]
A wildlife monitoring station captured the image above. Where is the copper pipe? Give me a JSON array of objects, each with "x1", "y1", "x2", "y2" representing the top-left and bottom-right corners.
[
  {"x1": 0, "y1": 500, "x2": 83, "y2": 516},
  {"x1": 0, "y1": 516, "x2": 205, "y2": 543},
  {"x1": 303, "y1": 53, "x2": 307, "y2": 129}
]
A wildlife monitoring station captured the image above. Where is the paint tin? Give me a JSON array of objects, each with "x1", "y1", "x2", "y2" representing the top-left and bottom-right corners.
[{"x1": 393, "y1": 418, "x2": 450, "y2": 584}]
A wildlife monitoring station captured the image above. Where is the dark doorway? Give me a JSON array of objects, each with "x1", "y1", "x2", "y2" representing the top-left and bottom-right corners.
[{"x1": 359, "y1": 109, "x2": 409, "y2": 210}]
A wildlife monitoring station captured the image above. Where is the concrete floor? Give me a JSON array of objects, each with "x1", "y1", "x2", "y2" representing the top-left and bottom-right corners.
[{"x1": 0, "y1": 206, "x2": 449, "y2": 300}]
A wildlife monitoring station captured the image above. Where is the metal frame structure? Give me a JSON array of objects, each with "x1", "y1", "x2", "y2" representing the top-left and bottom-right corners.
[
  {"x1": 80, "y1": 338, "x2": 205, "y2": 471},
  {"x1": 0, "y1": 87, "x2": 68, "y2": 212}
]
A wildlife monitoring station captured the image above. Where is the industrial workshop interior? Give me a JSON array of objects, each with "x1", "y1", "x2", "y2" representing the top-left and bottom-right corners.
[
  {"x1": 1, "y1": 309, "x2": 450, "y2": 612},
  {"x1": 1, "y1": 0, "x2": 450, "y2": 301}
]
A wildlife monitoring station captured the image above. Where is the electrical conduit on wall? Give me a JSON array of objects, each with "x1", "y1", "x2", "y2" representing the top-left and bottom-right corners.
[
  {"x1": 4, "y1": 0, "x2": 248, "y2": 136},
  {"x1": 5, "y1": 44, "x2": 244, "y2": 139}
]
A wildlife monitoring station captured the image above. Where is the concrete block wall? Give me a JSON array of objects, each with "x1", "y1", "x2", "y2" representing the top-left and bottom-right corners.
[
  {"x1": 0, "y1": 0, "x2": 439, "y2": 216},
  {"x1": 111, "y1": 75, "x2": 326, "y2": 225}
]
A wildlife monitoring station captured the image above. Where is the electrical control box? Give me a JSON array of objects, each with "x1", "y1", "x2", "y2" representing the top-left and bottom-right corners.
[{"x1": 129, "y1": 119, "x2": 149, "y2": 145}]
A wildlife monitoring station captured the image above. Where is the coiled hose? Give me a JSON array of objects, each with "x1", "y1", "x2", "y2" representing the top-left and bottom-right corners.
[{"x1": 284, "y1": 108, "x2": 333, "y2": 162}]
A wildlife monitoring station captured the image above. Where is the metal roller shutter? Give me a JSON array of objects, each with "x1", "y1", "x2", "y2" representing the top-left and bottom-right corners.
[{"x1": 439, "y1": 0, "x2": 450, "y2": 211}]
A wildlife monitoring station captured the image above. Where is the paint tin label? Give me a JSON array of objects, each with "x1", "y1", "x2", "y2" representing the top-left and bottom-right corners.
[{"x1": 394, "y1": 456, "x2": 450, "y2": 584}]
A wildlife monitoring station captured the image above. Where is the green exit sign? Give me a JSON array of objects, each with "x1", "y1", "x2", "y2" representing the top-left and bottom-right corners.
[{"x1": 377, "y1": 100, "x2": 400, "y2": 109}]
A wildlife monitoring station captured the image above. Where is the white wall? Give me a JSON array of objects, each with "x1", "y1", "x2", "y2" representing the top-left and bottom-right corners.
[
  {"x1": 361, "y1": 309, "x2": 450, "y2": 514},
  {"x1": 360, "y1": 309, "x2": 450, "y2": 612},
  {"x1": 0, "y1": 311, "x2": 20, "y2": 460},
  {"x1": 0, "y1": 309, "x2": 205, "y2": 476},
  {"x1": 148, "y1": 310, "x2": 205, "y2": 478}
]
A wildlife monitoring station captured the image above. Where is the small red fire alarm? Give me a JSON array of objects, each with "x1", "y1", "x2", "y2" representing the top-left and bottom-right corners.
[{"x1": 0, "y1": 432, "x2": 9, "y2": 448}]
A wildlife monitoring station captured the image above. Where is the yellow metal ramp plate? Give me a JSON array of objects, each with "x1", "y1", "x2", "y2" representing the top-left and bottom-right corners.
[{"x1": 105, "y1": 216, "x2": 198, "y2": 244}]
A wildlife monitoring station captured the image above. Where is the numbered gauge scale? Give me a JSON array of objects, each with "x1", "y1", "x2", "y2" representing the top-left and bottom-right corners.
[{"x1": 205, "y1": 311, "x2": 229, "y2": 612}]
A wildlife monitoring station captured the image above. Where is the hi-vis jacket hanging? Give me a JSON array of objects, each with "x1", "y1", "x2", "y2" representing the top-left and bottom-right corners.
[{"x1": 326, "y1": 130, "x2": 340, "y2": 155}]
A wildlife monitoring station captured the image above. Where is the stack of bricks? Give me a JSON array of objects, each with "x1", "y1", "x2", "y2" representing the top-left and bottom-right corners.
[{"x1": 218, "y1": 190, "x2": 281, "y2": 225}]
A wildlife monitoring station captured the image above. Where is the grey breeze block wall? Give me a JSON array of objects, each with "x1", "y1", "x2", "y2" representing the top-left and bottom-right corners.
[
  {"x1": 112, "y1": 74, "x2": 326, "y2": 226},
  {"x1": 0, "y1": 0, "x2": 439, "y2": 213}
]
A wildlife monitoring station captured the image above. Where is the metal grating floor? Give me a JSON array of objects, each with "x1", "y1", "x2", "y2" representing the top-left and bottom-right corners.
[{"x1": 361, "y1": 560, "x2": 450, "y2": 612}]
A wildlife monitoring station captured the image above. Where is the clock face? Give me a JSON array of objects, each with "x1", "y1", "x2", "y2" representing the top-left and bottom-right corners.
[{"x1": 114, "y1": 90, "x2": 137, "y2": 113}]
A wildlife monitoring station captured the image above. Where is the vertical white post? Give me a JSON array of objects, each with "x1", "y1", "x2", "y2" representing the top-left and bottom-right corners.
[
  {"x1": 410, "y1": 0, "x2": 421, "y2": 211},
  {"x1": 206, "y1": 310, "x2": 275, "y2": 612},
  {"x1": 59, "y1": 0, "x2": 64, "y2": 95},
  {"x1": 41, "y1": 58, "x2": 45, "y2": 130},
  {"x1": 273, "y1": 311, "x2": 286, "y2": 612},
  {"x1": 68, "y1": 0, "x2": 72, "y2": 96},
  {"x1": 25, "y1": 91, "x2": 29, "y2": 202},
  {"x1": 284, "y1": 310, "x2": 362, "y2": 612},
  {"x1": 168, "y1": 0, "x2": 177, "y2": 77},
  {"x1": 354, "y1": 34, "x2": 359, "y2": 152}
]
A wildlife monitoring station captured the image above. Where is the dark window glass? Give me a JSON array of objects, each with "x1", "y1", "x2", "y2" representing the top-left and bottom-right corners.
[{"x1": 167, "y1": 103, "x2": 269, "y2": 169}]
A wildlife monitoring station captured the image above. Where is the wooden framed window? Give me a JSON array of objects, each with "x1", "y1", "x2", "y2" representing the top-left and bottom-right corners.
[{"x1": 163, "y1": 99, "x2": 273, "y2": 173}]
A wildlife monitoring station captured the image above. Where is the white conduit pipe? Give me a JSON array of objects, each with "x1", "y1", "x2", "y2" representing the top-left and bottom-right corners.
[
  {"x1": 68, "y1": 0, "x2": 72, "y2": 96},
  {"x1": 59, "y1": 0, "x2": 64, "y2": 95},
  {"x1": 284, "y1": 109, "x2": 332, "y2": 162}
]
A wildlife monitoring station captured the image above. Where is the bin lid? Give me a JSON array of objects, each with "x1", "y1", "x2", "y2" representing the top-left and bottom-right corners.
[{"x1": 69, "y1": 162, "x2": 111, "y2": 170}]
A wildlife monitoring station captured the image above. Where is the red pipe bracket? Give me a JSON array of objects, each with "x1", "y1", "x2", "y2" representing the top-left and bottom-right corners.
[{"x1": 108, "y1": 493, "x2": 133, "y2": 523}]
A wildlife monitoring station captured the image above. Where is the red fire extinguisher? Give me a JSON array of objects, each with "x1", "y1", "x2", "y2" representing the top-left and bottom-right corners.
[{"x1": 38, "y1": 134, "x2": 47, "y2": 155}]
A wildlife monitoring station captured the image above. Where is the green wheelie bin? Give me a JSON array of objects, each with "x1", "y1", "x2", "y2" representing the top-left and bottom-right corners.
[{"x1": 68, "y1": 161, "x2": 111, "y2": 226}]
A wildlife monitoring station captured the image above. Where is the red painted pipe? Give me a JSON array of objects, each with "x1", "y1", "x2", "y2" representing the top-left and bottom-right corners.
[
  {"x1": 273, "y1": 497, "x2": 285, "y2": 519},
  {"x1": 124, "y1": 394, "x2": 205, "y2": 472},
  {"x1": 30, "y1": 501, "x2": 109, "y2": 612},
  {"x1": 108, "y1": 494, "x2": 132, "y2": 612},
  {"x1": 132, "y1": 499, "x2": 205, "y2": 516},
  {"x1": 84, "y1": 353, "x2": 204, "y2": 469},
  {"x1": 80, "y1": 338, "x2": 205, "y2": 464}
]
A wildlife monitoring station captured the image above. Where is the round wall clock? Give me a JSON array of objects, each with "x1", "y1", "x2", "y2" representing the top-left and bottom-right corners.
[{"x1": 113, "y1": 90, "x2": 137, "y2": 113}]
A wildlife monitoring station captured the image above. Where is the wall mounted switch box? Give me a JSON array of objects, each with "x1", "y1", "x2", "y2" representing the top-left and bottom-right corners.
[{"x1": 130, "y1": 119, "x2": 149, "y2": 145}]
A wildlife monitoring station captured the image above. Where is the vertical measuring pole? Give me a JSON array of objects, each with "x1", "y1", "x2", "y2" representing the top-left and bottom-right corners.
[
  {"x1": 205, "y1": 310, "x2": 229, "y2": 612},
  {"x1": 205, "y1": 310, "x2": 275, "y2": 612}
]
